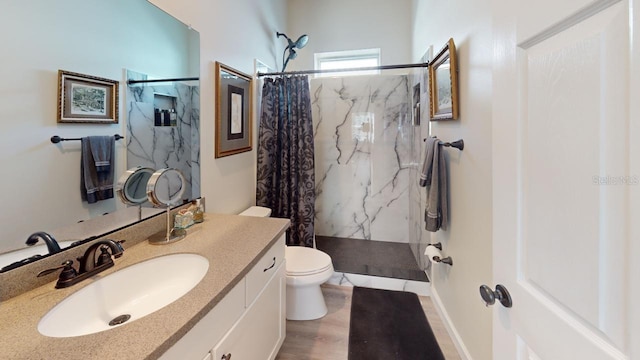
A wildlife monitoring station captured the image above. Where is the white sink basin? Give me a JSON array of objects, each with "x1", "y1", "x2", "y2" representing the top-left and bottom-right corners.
[{"x1": 38, "y1": 253, "x2": 209, "y2": 338}]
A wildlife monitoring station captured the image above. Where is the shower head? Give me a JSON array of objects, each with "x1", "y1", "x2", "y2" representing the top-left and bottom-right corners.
[
  {"x1": 294, "y1": 35, "x2": 309, "y2": 49},
  {"x1": 277, "y1": 32, "x2": 309, "y2": 72}
]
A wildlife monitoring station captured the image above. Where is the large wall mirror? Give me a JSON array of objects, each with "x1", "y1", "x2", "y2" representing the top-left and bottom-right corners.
[{"x1": 0, "y1": 0, "x2": 200, "y2": 272}]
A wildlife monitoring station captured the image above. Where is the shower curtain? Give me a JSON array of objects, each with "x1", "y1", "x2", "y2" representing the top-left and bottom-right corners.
[{"x1": 256, "y1": 76, "x2": 315, "y2": 247}]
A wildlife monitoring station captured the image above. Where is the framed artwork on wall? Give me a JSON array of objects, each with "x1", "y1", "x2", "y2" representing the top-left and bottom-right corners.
[
  {"x1": 215, "y1": 61, "x2": 253, "y2": 158},
  {"x1": 57, "y1": 70, "x2": 119, "y2": 124},
  {"x1": 429, "y1": 38, "x2": 459, "y2": 121}
]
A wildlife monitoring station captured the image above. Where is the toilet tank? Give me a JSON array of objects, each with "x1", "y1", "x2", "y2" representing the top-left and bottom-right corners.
[{"x1": 239, "y1": 206, "x2": 272, "y2": 218}]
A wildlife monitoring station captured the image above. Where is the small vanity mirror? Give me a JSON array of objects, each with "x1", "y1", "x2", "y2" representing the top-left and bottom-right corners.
[
  {"x1": 146, "y1": 168, "x2": 187, "y2": 244},
  {"x1": 116, "y1": 166, "x2": 155, "y2": 221},
  {"x1": 146, "y1": 168, "x2": 186, "y2": 207},
  {"x1": 117, "y1": 167, "x2": 155, "y2": 206}
]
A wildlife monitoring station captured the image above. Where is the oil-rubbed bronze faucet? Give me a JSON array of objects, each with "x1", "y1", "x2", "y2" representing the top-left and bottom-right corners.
[
  {"x1": 37, "y1": 239, "x2": 125, "y2": 289},
  {"x1": 26, "y1": 232, "x2": 61, "y2": 254}
]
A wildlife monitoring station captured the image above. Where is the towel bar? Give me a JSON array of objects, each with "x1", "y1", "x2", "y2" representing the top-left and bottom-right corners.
[
  {"x1": 423, "y1": 138, "x2": 464, "y2": 151},
  {"x1": 51, "y1": 134, "x2": 124, "y2": 144}
]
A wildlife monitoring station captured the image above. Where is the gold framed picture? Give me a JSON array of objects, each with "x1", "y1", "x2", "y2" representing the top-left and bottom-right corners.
[
  {"x1": 57, "y1": 70, "x2": 119, "y2": 124},
  {"x1": 215, "y1": 62, "x2": 253, "y2": 158},
  {"x1": 429, "y1": 38, "x2": 459, "y2": 121}
]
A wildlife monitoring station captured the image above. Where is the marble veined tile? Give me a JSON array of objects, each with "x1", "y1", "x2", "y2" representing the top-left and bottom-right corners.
[
  {"x1": 407, "y1": 67, "x2": 431, "y2": 270},
  {"x1": 125, "y1": 70, "x2": 200, "y2": 201},
  {"x1": 312, "y1": 75, "x2": 411, "y2": 243}
]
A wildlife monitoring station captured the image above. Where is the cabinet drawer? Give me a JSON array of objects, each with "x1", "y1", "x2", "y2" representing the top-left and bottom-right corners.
[{"x1": 245, "y1": 234, "x2": 285, "y2": 307}]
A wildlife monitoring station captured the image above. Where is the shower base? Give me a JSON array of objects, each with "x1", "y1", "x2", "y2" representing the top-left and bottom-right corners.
[
  {"x1": 316, "y1": 236, "x2": 429, "y2": 296},
  {"x1": 315, "y1": 236, "x2": 428, "y2": 282}
]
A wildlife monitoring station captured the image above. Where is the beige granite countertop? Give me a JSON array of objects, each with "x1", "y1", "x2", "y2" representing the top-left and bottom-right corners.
[{"x1": 0, "y1": 213, "x2": 289, "y2": 360}]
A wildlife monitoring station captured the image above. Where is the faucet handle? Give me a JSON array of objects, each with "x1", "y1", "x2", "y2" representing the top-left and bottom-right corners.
[
  {"x1": 37, "y1": 260, "x2": 77, "y2": 279},
  {"x1": 97, "y1": 246, "x2": 114, "y2": 266},
  {"x1": 113, "y1": 240, "x2": 126, "y2": 258}
]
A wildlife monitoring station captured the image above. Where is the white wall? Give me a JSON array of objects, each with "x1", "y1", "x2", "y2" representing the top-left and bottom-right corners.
[
  {"x1": 286, "y1": 0, "x2": 412, "y2": 72},
  {"x1": 0, "y1": 0, "x2": 193, "y2": 252},
  {"x1": 148, "y1": 0, "x2": 288, "y2": 215},
  {"x1": 412, "y1": 0, "x2": 494, "y2": 359}
]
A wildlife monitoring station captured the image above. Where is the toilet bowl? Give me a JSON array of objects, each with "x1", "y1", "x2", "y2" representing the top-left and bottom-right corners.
[{"x1": 239, "y1": 206, "x2": 334, "y2": 320}]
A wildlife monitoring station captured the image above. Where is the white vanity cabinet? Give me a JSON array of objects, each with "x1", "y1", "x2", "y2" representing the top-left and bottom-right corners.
[
  {"x1": 160, "y1": 236, "x2": 286, "y2": 360},
  {"x1": 213, "y1": 263, "x2": 285, "y2": 360}
]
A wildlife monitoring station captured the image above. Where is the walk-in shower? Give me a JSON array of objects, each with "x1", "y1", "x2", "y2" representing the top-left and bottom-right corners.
[
  {"x1": 310, "y1": 73, "x2": 428, "y2": 291},
  {"x1": 257, "y1": 61, "x2": 432, "y2": 292}
]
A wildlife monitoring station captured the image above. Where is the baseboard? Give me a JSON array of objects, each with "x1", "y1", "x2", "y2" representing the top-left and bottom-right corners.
[{"x1": 430, "y1": 286, "x2": 473, "y2": 360}]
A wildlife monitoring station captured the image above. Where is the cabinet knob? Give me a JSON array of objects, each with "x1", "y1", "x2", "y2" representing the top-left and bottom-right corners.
[{"x1": 221, "y1": 353, "x2": 232, "y2": 360}]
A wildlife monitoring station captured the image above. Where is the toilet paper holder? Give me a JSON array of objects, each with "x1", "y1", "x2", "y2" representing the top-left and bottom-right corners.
[{"x1": 426, "y1": 243, "x2": 453, "y2": 266}]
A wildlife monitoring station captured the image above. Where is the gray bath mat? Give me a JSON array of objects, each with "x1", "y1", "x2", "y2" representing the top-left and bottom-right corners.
[{"x1": 348, "y1": 286, "x2": 445, "y2": 360}]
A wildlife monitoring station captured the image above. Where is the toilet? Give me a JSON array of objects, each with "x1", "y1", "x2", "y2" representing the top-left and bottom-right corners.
[{"x1": 239, "y1": 206, "x2": 334, "y2": 320}]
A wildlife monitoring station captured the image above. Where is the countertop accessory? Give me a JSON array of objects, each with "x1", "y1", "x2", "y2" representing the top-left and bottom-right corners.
[{"x1": 146, "y1": 168, "x2": 187, "y2": 244}]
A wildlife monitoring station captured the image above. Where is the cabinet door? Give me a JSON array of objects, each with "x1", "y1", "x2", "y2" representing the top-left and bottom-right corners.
[
  {"x1": 245, "y1": 236, "x2": 285, "y2": 307},
  {"x1": 159, "y1": 279, "x2": 246, "y2": 360},
  {"x1": 213, "y1": 263, "x2": 285, "y2": 360}
]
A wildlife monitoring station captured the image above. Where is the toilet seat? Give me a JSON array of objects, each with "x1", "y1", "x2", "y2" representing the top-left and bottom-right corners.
[{"x1": 285, "y1": 246, "x2": 332, "y2": 276}]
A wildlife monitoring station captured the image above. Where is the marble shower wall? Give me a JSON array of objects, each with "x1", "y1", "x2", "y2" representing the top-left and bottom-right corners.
[
  {"x1": 126, "y1": 70, "x2": 200, "y2": 201},
  {"x1": 408, "y1": 67, "x2": 431, "y2": 271},
  {"x1": 311, "y1": 75, "x2": 411, "y2": 243}
]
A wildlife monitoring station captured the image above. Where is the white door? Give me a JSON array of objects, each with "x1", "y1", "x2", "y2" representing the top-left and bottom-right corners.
[{"x1": 491, "y1": 0, "x2": 640, "y2": 359}]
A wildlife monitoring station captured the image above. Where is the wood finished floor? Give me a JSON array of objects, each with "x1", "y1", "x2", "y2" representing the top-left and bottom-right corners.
[{"x1": 275, "y1": 284, "x2": 461, "y2": 360}]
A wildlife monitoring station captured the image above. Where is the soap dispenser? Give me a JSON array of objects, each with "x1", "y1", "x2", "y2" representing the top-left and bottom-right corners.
[{"x1": 193, "y1": 198, "x2": 204, "y2": 223}]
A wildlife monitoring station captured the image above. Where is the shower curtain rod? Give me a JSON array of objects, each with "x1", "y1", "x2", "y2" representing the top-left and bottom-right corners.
[
  {"x1": 127, "y1": 77, "x2": 199, "y2": 85},
  {"x1": 257, "y1": 62, "x2": 429, "y2": 77}
]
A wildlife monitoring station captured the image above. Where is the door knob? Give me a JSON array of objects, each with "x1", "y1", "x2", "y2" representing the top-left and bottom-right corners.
[{"x1": 479, "y1": 284, "x2": 512, "y2": 308}]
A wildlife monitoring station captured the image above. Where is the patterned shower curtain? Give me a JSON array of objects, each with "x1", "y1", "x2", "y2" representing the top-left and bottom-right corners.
[{"x1": 256, "y1": 76, "x2": 315, "y2": 247}]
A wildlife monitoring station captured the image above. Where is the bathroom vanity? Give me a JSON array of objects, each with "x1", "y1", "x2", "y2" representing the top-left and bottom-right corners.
[
  {"x1": 0, "y1": 214, "x2": 289, "y2": 360},
  {"x1": 161, "y1": 234, "x2": 286, "y2": 360}
]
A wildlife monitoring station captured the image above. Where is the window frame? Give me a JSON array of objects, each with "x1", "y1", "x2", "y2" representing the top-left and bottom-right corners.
[{"x1": 313, "y1": 48, "x2": 381, "y2": 77}]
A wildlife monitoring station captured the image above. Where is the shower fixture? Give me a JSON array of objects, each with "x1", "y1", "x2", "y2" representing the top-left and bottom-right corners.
[{"x1": 277, "y1": 32, "x2": 309, "y2": 72}]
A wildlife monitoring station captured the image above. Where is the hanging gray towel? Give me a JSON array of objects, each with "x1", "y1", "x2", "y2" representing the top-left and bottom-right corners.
[
  {"x1": 90, "y1": 136, "x2": 113, "y2": 173},
  {"x1": 419, "y1": 137, "x2": 437, "y2": 187},
  {"x1": 81, "y1": 136, "x2": 115, "y2": 203},
  {"x1": 419, "y1": 136, "x2": 448, "y2": 231}
]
